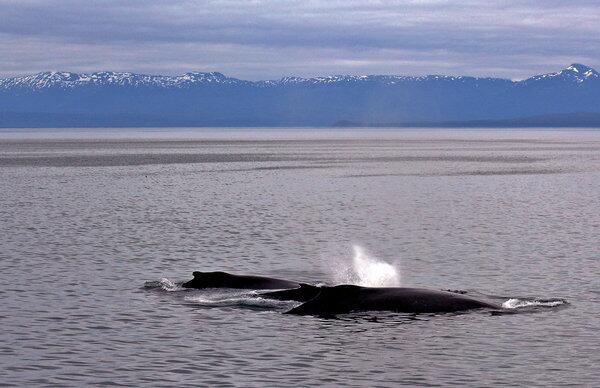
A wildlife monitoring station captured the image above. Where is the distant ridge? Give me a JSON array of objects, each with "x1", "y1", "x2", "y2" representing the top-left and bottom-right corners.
[
  {"x1": 1, "y1": 64, "x2": 599, "y2": 128},
  {"x1": 2, "y1": 64, "x2": 598, "y2": 90}
]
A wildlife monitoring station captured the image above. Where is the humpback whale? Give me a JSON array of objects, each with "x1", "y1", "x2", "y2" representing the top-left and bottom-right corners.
[
  {"x1": 286, "y1": 285, "x2": 500, "y2": 316},
  {"x1": 182, "y1": 271, "x2": 302, "y2": 290},
  {"x1": 181, "y1": 271, "x2": 500, "y2": 315}
]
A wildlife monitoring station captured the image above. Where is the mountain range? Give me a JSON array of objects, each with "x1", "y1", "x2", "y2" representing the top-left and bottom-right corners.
[{"x1": 1, "y1": 64, "x2": 599, "y2": 128}]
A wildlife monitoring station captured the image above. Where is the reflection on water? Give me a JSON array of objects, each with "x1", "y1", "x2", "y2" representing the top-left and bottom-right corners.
[{"x1": 1, "y1": 129, "x2": 599, "y2": 386}]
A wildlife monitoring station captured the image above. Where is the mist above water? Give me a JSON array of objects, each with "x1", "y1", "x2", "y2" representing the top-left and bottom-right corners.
[{"x1": 332, "y1": 245, "x2": 400, "y2": 287}]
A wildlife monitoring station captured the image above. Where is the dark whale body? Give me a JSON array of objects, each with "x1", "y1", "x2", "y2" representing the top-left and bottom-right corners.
[
  {"x1": 182, "y1": 271, "x2": 302, "y2": 290},
  {"x1": 181, "y1": 271, "x2": 500, "y2": 315},
  {"x1": 287, "y1": 285, "x2": 500, "y2": 316}
]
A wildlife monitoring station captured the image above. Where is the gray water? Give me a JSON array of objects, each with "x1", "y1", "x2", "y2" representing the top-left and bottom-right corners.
[{"x1": 1, "y1": 129, "x2": 599, "y2": 387}]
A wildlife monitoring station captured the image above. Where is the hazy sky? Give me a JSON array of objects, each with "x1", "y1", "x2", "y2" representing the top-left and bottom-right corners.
[{"x1": 0, "y1": 0, "x2": 598, "y2": 79}]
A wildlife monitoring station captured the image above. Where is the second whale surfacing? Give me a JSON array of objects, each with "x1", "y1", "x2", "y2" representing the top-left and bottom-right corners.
[
  {"x1": 181, "y1": 271, "x2": 322, "y2": 302},
  {"x1": 182, "y1": 271, "x2": 302, "y2": 290},
  {"x1": 286, "y1": 285, "x2": 500, "y2": 316}
]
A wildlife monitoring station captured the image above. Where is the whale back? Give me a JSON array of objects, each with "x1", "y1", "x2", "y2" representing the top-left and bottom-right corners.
[
  {"x1": 182, "y1": 271, "x2": 301, "y2": 290},
  {"x1": 287, "y1": 285, "x2": 498, "y2": 315},
  {"x1": 260, "y1": 283, "x2": 321, "y2": 302}
]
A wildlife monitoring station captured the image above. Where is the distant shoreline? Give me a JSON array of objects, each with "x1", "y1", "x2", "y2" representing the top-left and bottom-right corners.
[
  {"x1": 2, "y1": 112, "x2": 600, "y2": 129},
  {"x1": 332, "y1": 112, "x2": 600, "y2": 129}
]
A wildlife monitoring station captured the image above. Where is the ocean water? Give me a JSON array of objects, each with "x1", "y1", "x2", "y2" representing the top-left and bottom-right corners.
[{"x1": 1, "y1": 128, "x2": 599, "y2": 387}]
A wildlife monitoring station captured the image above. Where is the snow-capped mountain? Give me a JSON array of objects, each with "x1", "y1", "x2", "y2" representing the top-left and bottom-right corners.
[
  {"x1": 0, "y1": 70, "x2": 505, "y2": 90},
  {"x1": 521, "y1": 64, "x2": 600, "y2": 85},
  {"x1": 0, "y1": 71, "x2": 245, "y2": 90},
  {"x1": 2, "y1": 64, "x2": 597, "y2": 91},
  {"x1": 0, "y1": 64, "x2": 598, "y2": 127}
]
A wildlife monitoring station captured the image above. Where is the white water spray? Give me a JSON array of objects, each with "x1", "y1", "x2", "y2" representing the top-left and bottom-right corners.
[
  {"x1": 333, "y1": 245, "x2": 400, "y2": 287},
  {"x1": 502, "y1": 298, "x2": 566, "y2": 309}
]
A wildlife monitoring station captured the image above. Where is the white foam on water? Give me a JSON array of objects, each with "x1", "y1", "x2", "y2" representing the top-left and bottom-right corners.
[
  {"x1": 159, "y1": 278, "x2": 181, "y2": 292},
  {"x1": 502, "y1": 298, "x2": 566, "y2": 309},
  {"x1": 143, "y1": 278, "x2": 183, "y2": 291},
  {"x1": 333, "y1": 245, "x2": 400, "y2": 287},
  {"x1": 184, "y1": 292, "x2": 296, "y2": 309}
]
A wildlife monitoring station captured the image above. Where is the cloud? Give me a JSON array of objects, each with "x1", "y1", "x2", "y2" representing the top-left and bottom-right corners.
[{"x1": 0, "y1": 0, "x2": 598, "y2": 79}]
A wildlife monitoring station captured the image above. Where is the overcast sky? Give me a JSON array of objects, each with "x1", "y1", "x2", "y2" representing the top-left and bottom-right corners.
[{"x1": 0, "y1": 0, "x2": 598, "y2": 79}]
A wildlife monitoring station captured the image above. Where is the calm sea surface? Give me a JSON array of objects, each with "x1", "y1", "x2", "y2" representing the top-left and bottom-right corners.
[{"x1": 1, "y1": 128, "x2": 599, "y2": 387}]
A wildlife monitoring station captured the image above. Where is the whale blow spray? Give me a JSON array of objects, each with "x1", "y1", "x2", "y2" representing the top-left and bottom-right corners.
[{"x1": 333, "y1": 245, "x2": 400, "y2": 287}]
